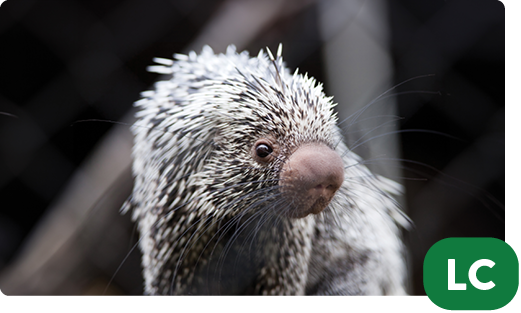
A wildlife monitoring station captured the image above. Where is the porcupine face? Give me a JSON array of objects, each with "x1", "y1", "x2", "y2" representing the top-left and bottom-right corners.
[
  {"x1": 197, "y1": 46, "x2": 345, "y2": 220},
  {"x1": 130, "y1": 45, "x2": 347, "y2": 222},
  {"x1": 128, "y1": 45, "x2": 355, "y2": 294}
]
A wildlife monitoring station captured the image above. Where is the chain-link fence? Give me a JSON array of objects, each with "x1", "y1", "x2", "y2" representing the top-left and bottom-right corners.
[{"x1": 0, "y1": 0, "x2": 504, "y2": 295}]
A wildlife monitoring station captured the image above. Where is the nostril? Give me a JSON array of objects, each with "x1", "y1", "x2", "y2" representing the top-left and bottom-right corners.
[
  {"x1": 280, "y1": 143, "x2": 344, "y2": 218},
  {"x1": 314, "y1": 183, "x2": 334, "y2": 192}
]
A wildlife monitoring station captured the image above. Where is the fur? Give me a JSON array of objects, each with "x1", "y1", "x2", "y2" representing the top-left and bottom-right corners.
[{"x1": 123, "y1": 44, "x2": 409, "y2": 295}]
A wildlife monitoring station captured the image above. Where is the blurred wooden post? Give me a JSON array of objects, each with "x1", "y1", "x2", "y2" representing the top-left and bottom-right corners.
[{"x1": 318, "y1": 0, "x2": 402, "y2": 181}]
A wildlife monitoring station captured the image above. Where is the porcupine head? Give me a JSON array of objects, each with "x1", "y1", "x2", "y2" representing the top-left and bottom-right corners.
[{"x1": 123, "y1": 44, "x2": 408, "y2": 295}]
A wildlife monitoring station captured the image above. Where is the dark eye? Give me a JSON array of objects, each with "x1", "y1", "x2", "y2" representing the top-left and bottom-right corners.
[
  {"x1": 252, "y1": 138, "x2": 278, "y2": 164},
  {"x1": 256, "y1": 143, "x2": 273, "y2": 158}
]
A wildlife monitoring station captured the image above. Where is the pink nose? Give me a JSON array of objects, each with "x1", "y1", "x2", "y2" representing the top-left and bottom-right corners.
[{"x1": 279, "y1": 143, "x2": 344, "y2": 218}]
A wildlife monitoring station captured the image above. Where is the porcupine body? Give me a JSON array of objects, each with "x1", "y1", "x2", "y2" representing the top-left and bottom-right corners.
[{"x1": 122, "y1": 44, "x2": 409, "y2": 295}]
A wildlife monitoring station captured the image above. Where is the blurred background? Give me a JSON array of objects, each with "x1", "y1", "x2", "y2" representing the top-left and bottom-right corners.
[{"x1": 0, "y1": 0, "x2": 504, "y2": 295}]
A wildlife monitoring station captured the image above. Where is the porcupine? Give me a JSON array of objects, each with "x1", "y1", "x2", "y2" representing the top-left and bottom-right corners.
[{"x1": 122, "y1": 44, "x2": 410, "y2": 295}]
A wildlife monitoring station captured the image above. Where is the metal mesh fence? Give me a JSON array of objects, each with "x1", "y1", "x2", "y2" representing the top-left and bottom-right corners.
[{"x1": 0, "y1": 0, "x2": 504, "y2": 295}]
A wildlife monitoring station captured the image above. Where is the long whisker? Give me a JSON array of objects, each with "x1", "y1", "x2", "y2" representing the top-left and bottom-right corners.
[{"x1": 336, "y1": 74, "x2": 436, "y2": 129}]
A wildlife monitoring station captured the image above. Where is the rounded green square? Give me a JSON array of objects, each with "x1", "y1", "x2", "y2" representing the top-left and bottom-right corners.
[{"x1": 423, "y1": 237, "x2": 519, "y2": 310}]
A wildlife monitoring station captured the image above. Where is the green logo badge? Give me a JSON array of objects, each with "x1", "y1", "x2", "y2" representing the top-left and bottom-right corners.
[{"x1": 424, "y1": 237, "x2": 519, "y2": 310}]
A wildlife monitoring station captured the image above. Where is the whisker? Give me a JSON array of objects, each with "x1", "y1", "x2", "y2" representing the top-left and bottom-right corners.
[
  {"x1": 336, "y1": 74, "x2": 436, "y2": 129},
  {"x1": 0, "y1": 112, "x2": 19, "y2": 118},
  {"x1": 124, "y1": 44, "x2": 418, "y2": 296}
]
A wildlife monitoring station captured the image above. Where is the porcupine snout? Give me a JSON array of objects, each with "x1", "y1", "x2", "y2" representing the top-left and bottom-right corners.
[{"x1": 280, "y1": 143, "x2": 344, "y2": 218}]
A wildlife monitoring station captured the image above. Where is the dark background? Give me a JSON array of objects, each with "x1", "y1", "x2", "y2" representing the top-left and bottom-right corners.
[{"x1": 0, "y1": 0, "x2": 504, "y2": 295}]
